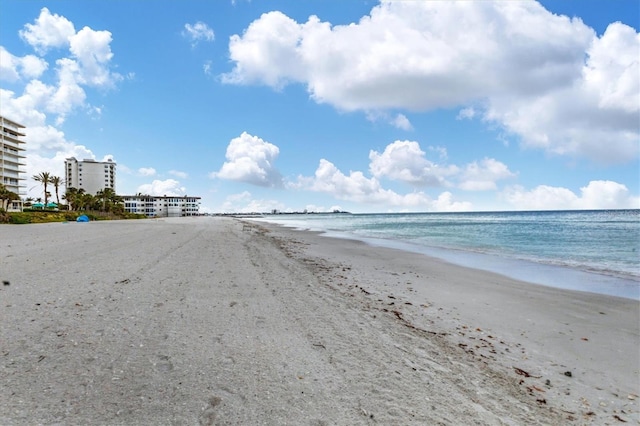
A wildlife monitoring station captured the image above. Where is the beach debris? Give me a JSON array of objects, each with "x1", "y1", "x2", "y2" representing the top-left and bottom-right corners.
[
  {"x1": 2, "y1": 280, "x2": 9, "y2": 286},
  {"x1": 613, "y1": 414, "x2": 627, "y2": 422},
  {"x1": 392, "y1": 310, "x2": 404, "y2": 320},
  {"x1": 564, "y1": 371, "x2": 573, "y2": 377},
  {"x1": 513, "y1": 367, "x2": 540, "y2": 378}
]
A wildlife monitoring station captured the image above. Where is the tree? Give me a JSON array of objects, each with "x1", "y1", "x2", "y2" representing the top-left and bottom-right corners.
[
  {"x1": 63, "y1": 187, "x2": 84, "y2": 211},
  {"x1": 32, "y1": 172, "x2": 51, "y2": 207},
  {"x1": 80, "y1": 193, "x2": 96, "y2": 211},
  {"x1": 0, "y1": 184, "x2": 20, "y2": 211},
  {"x1": 96, "y1": 188, "x2": 123, "y2": 212},
  {"x1": 50, "y1": 176, "x2": 64, "y2": 205}
]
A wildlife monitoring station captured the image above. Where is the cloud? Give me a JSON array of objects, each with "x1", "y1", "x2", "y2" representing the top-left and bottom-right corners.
[
  {"x1": 458, "y1": 158, "x2": 516, "y2": 191},
  {"x1": 223, "y1": 1, "x2": 638, "y2": 164},
  {"x1": 222, "y1": 11, "x2": 307, "y2": 89},
  {"x1": 137, "y1": 179, "x2": 186, "y2": 196},
  {"x1": 183, "y1": 21, "x2": 214, "y2": 46},
  {"x1": 369, "y1": 140, "x2": 457, "y2": 186},
  {"x1": 503, "y1": 180, "x2": 639, "y2": 210},
  {"x1": 298, "y1": 159, "x2": 471, "y2": 211},
  {"x1": 0, "y1": 47, "x2": 48, "y2": 82},
  {"x1": 68, "y1": 26, "x2": 121, "y2": 88},
  {"x1": 1, "y1": 9, "x2": 123, "y2": 197},
  {"x1": 365, "y1": 111, "x2": 413, "y2": 130},
  {"x1": 5, "y1": 9, "x2": 123, "y2": 126},
  {"x1": 203, "y1": 60, "x2": 212, "y2": 76},
  {"x1": 392, "y1": 114, "x2": 413, "y2": 131},
  {"x1": 220, "y1": 191, "x2": 286, "y2": 213},
  {"x1": 138, "y1": 167, "x2": 156, "y2": 177},
  {"x1": 212, "y1": 132, "x2": 283, "y2": 187},
  {"x1": 169, "y1": 170, "x2": 188, "y2": 179},
  {"x1": 19, "y1": 7, "x2": 76, "y2": 54},
  {"x1": 484, "y1": 21, "x2": 639, "y2": 165}
]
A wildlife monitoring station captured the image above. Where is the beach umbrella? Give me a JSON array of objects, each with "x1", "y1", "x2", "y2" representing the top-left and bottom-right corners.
[
  {"x1": 76, "y1": 214, "x2": 89, "y2": 222},
  {"x1": 46, "y1": 202, "x2": 57, "y2": 208},
  {"x1": 32, "y1": 202, "x2": 44, "y2": 208}
]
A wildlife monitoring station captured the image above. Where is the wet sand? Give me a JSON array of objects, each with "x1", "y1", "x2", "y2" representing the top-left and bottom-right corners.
[{"x1": 1, "y1": 217, "x2": 638, "y2": 425}]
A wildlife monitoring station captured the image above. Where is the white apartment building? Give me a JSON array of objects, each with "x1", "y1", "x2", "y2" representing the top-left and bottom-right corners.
[
  {"x1": 65, "y1": 157, "x2": 116, "y2": 195},
  {"x1": 122, "y1": 195, "x2": 201, "y2": 217},
  {"x1": 0, "y1": 115, "x2": 26, "y2": 211}
]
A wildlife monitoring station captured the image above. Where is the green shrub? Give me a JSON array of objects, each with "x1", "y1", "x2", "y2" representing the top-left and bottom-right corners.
[{"x1": 9, "y1": 213, "x2": 31, "y2": 224}]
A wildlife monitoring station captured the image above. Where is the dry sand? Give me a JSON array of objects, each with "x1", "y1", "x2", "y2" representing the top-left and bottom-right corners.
[{"x1": 1, "y1": 217, "x2": 638, "y2": 425}]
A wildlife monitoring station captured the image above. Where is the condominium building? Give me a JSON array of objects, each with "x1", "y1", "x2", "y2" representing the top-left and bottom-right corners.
[
  {"x1": 0, "y1": 115, "x2": 26, "y2": 211},
  {"x1": 65, "y1": 157, "x2": 116, "y2": 195},
  {"x1": 122, "y1": 195, "x2": 201, "y2": 217}
]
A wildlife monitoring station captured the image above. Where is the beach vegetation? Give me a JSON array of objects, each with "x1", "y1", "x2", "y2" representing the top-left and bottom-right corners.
[
  {"x1": 0, "y1": 184, "x2": 20, "y2": 211},
  {"x1": 63, "y1": 187, "x2": 82, "y2": 210},
  {"x1": 1, "y1": 209, "x2": 146, "y2": 224},
  {"x1": 32, "y1": 171, "x2": 52, "y2": 206},
  {"x1": 96, "y1": 188, "x2": 124, "y2": 213},
  {"x1": 1, "y1": 183, "x2": 144, "y2": 224},
  {"x1": 50, "y1": 176, "x2": 64, "y2": 205}
]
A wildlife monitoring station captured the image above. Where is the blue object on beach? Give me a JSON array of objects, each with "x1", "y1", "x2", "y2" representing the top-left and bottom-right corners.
[{"x1": 76, "y1": 214, "x2": 89, "y2": 222}]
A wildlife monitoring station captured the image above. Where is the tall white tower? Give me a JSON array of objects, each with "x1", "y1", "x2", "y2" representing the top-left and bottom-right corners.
[{"x1": 65, "y1": 157, "x2": 116, "y2": 195}]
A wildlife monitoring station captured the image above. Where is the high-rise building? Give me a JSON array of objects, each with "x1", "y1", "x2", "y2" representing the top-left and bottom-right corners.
[
  {"x1": 1, "y1": 115, "x2": 26, "y2": 211},
  {"x1": 65, "y1": 157, "x2": 116, "y2": 195},
  {"x1": 0, "y1": 115, "x2": 27, "y2": 198}
]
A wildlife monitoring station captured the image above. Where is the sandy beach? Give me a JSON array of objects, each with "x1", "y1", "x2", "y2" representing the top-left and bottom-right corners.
[{"x1": 1, "y1": 217, "x2": 638, "y2": 425}]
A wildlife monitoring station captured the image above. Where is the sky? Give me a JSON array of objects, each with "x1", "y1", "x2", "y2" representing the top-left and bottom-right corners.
[{"x1": 1, "y1": 0, "x2": 638, "y2": 214}]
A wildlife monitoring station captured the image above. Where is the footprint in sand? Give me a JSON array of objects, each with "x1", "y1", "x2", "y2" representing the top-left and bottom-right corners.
[{"x1": 154, "y1": 354, "x2": 174, "y2": 372}]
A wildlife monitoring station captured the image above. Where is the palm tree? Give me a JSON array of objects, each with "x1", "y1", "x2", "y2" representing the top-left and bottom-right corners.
[
  {"x1": 0, "y1": 184, "x2": 20, "y2": 211},
  {"x1": 96, "y1": 188, "x2": 123, "y2": 212},
  {"x1": 32, "y1": 172, "x2": 51, "y2": 207},
  {"x1": 50, "y1": 176, "x2": 64, "y2": 205},
  {"x1": 63, "y1": 187, "x2": 77, "y2": 210},
  {"x1": 80, "y1": 192, "x2": 96, "y2": 211}
]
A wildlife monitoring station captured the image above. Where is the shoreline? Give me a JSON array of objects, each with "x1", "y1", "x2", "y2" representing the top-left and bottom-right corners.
[
  {"x1": 252, "y1": 219, "x2": 640, "y2": 421},
  {"x1": 251, "y1": 218, "x2": 640, "y2": 301},
  {"x1": 1, "y1": 217, "x2": 638, "y2": 424}
]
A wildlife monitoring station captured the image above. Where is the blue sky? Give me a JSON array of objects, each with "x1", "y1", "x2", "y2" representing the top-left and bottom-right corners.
[{"x1": 1, "y1": 0, "x2": 638, "y2": 213}]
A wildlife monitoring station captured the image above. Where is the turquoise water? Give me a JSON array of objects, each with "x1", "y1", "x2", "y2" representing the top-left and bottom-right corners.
[{"x1": 254, "y1": 210, "x2": 640, "y2": 300}]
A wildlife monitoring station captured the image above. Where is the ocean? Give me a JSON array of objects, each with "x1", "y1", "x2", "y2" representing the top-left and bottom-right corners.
[{"x1": 253, "y1": 210, "x2": 640, "y2": 300}]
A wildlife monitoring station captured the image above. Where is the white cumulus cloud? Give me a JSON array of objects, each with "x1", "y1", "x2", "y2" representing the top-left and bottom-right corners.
[
  {"x1": 137, "y1": 179, "x2": 186, "y2": 196},
  {"x1": 458, "y1": 158, "x2": 516, "y2": 191},
  {"x1": 298, "y1": 159, "x2": 470, "y2": 211},
  {"x1": 213, "y1": 132, "x2": 283, "y2": 187},
  {"x1": 0, "y1": 47, "x2": 48, "y2": 82},
  {"x1": 369, "y1": 140, "x2": 457, "y2": 186},
  {"x1": 220, "y1": 191, "x2": 286, "y2": 213},
  {"x1": 223, "y1": 1, "x2": 638, "y2": 164},
  {"x1": 19, "y1": 7, "x2": 76, "y2": 54},
  {"x1": 1, "y1": 8, "x2": 123, "y2": 197},
  {"x1": 503, "y1": 180, "x2": 639, "y2": 210}
]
